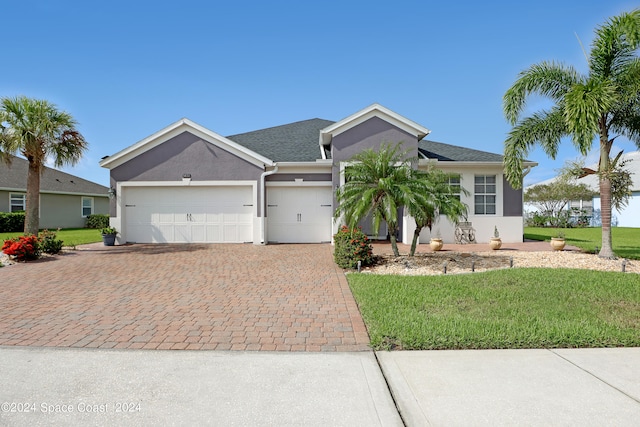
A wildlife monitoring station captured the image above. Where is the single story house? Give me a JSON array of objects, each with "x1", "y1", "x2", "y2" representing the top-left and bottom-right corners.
[
  {"x1": 527, "y1": 151, "x2": 639, "y2": 227},
  {"x1": 0, "y1": 155, "x2": 110, "y2": 229},
  {"x1": 99, "y1": 104, "x2": 534, "y2": 245}
]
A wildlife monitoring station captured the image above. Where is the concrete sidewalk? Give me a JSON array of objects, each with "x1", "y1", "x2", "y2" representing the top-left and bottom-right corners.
[
  {"x1": 2, "y1": 347, "x2": 639, "y2": 426},
  {"x1": 0, "y1": 347, "x2": 401, "y2": 427},
  {"x1": 378, "y1": 348, "x2": 640, "y2": 426}
]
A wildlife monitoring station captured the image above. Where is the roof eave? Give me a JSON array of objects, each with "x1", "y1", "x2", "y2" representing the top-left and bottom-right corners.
[
  {"x1": 0, "y1": 187, "x2": 109, "y2": 197},
  {"x1": 418, "y1": 160, "x2": 538, "y2": 168}
]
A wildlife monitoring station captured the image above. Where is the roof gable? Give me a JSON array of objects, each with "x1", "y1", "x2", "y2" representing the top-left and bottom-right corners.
[
  {"x1": 0, "y1": 155, "x2": 109, "y2": 196},
  {"x1": 320, "y1": 103, "x2": 431, "y2": 147},
  {"x1": 99, "y1": 118, "x2": 274, "y2": 170}
]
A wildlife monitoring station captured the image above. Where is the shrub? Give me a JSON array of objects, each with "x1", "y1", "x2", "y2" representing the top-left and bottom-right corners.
[
  {"x1": 39, "y1": 229, "x2": 64, "y2": 254},
  {"x1": 333, "y1": 225, "x2": 374, "y2": 269},
  {"x1": 86, "y1": 213, "x2": 110, "y2": 229},
  {"x1": 0, "y1": 212, "x2": 25, "y2": 232},
  {"x1": 2, "y1": 235, "x2": 41, "y2": 261},
  {"x1": 101, "y1": 226, "x2": 117, "y2": 235}
]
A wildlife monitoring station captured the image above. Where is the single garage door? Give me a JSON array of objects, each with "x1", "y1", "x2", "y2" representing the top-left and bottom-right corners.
[
  {"x1": 267, "y1": 186, "x2": 333, "y2": 243},
  {"x1": 124, "y1": 186, "x2": 254, "y2": 243}
]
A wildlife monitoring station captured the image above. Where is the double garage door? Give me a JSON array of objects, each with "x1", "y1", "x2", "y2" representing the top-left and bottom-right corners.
[{"x1": 123, "y1": 186, "x2": 254, "y2": 243}]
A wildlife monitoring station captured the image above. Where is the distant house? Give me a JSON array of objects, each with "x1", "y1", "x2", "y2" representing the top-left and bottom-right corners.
[
  {"x1": 0, "y1": 155, "x2": 109, "y2": 229},
  {"x1": 526, "y1": 151, "x2": 640, "y2": 227},
  {"x1": 100, "y1": 103, "x2": 535, "y2": 245}
]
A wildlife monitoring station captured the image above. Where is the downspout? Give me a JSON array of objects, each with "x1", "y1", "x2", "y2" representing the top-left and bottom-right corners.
[{"x1": 260, "y1": 164, "x2": 279, "y2": 244}]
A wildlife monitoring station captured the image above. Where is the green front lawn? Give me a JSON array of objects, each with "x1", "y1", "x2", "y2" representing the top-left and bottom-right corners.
[
  {"x1": 0, "y1": 228, "x2": 102, "y2": 247},
  {"x1": 348, "y1": 269, "x2": 640, "y2": 350},
  {"x1": 524, "y1": 227, "x2": 640, "y2": 260}
]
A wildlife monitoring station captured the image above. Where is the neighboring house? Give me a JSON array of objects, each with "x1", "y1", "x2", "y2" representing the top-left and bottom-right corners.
[
  {"x1": 99, "y1": 104, "x2": 535, "y2": 245},
  {"x1": 527, "y1": 151, "x2": 639, "y2": 227},
  {"x1": 0, "y1": 155, "x2": 109, "y2": 229}
]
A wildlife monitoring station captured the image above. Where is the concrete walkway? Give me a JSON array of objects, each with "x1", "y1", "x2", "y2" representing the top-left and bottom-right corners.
[
  {"x1": 378, "y1": 348, "x2": 640, "y2": 426},
  {"x1": 1, "y1": 346, "x2": 639, "y2": 426},
  {"x1": 0, "y1": 346, "x2": 401, "y2": 426}
]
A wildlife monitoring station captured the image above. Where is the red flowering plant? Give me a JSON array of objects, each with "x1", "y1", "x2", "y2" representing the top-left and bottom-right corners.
[
  {"x1": 333, "y1": 225, "x2": 374, "y2": 269},
  {"x1": 2, "y1": 235, "x2": 41, "y2": 261}
]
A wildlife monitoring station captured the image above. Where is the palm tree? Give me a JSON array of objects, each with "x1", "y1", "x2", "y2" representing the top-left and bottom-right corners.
[
  {"x1": 406, "y1": 168, "x2": 469, "y2": 257},
  {"x1": 335, "y1": 143, "x2": 429, "y2": 257},
  {"x1": 0, "y1": 96, "x2": 88, "y2": 235},
  {"x1": 502, "y1": 9, "x2": 640, "y2": 259}
]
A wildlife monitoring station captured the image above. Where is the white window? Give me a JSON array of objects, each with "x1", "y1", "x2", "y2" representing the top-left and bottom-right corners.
[
  {"x1": 82, "y1": 197, "x2": 94, "y2": 217},
  {"x1": 10, "y1": 193, "x2": 26, "y2": 212},
  {"x1": 448, "y1": 174, "x2": 461, "y2": 201},
  {"x1": 474, "y1": 175, "x2": 496, "y2": 215}
]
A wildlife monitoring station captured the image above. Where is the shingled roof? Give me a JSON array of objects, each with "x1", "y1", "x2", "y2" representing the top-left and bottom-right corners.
[
  {"x1": 226, "y1": 118, "x2": 335, "y2": 162},
  {"x1": 418, "y1": 140, "x2": 504, "y2": 162},
  {"x1": 0, "y1": 155, "x2": 109, "y2": 196},
  {"x1": 226, "y1": 119, "x2": 505, "y2": 163}
]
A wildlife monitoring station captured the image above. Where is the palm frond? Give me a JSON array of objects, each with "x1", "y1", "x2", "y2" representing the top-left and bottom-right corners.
[
  {"x1": 503, "y1": 61, "x2": 581, "y2": 124},
  {"x1": 590, "y1": 9, "x2": 640, "y2": 79},
  {"x1": 564, "y1": 78, "x2": 617, "y2": 148},
  {"x1": 503, "y1": 108, "x2": 567, "y2": 188}
]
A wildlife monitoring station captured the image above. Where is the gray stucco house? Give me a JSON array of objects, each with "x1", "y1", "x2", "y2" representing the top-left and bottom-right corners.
[
  {"x1": 100, "y1": 104, "x2": 536, "y2": 245},
  {"x1": 0, "y1": 155, "x2": 109, "y2": 229}
]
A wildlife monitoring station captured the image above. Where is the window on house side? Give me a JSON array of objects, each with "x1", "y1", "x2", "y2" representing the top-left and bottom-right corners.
[
  {"x1": 474, "y1": 175, "x2": 496, "y2": 215},
  {"x1": 82, "y1": 197, "x2": 94, "y2": 217},
  {"x1": 447, "y1": 175, "x2": 461, "y2": 201},
  {"x1": 10, "y1": 193, "x2": 26, "y2": 212}
]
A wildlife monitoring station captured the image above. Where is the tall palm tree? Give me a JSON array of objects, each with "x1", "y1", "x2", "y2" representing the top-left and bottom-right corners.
[
  {"x1": 335, "y1": 143, "x2": 430, "y2": 257},
  {"x1": 0, "y1": 96, "x2": 88, "y2": 235},
  {"x1": 503, "y1": 9, "x2": 640, "y2": 259},
  {"x1": 406, "y1": 168, "x2": 469, "y2": 257}
]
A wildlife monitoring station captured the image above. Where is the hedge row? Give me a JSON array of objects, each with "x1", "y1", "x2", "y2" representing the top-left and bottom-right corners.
[
  {"x1": 85, "y1": 214, "x2": 110, "y2": 229},
  {"x1": 0, "y1": 212, "x2": 25, "y2": 233}
]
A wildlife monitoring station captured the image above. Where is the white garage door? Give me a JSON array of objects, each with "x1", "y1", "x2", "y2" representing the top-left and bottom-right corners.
[
  {"x1": 124, "y1": 186, "x2": 254, "y2": 243},
  {"x1": 267, "y1": 186, "x2": 333, "y2": 243}
]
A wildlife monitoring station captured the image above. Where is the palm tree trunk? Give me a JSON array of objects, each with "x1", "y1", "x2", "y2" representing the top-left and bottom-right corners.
[
  {"x1": 599, "y1": 175, "x2": 615, "y2": 259},
  {"x1": 409, "y1": 226, "x2": 423, "y2": 257},
  {"x1": 25, "y1": 160, "x2": 41, "y2": 235},
  {"x1": 389, "y1": 223, "x2": 400, "y2": 256},
  {"x1": 598, "y1": 137, "x2": 615, "y2": 259}
]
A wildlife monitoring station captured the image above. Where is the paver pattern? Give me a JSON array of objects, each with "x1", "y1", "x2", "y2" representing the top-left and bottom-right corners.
[{"x1": 0, "y1": 244, "x2": 370, "y2": 351}]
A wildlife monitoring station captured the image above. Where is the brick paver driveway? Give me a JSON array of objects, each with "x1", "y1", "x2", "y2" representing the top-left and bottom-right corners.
[{"x1": 0, "y1": 244, "x2": 369, "y2": 351}]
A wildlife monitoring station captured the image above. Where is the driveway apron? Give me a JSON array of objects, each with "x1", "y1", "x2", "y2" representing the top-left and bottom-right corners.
[{"x1": 0, "y1": 244, "x2": 369, "y2": 351}]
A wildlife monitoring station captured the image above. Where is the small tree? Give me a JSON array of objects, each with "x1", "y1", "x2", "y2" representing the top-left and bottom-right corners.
[
  {"x1": 406, "y1": 169, "x2": 469, "y2": 256},
  {"x1": 335, "y1": 143, "x2": 427, "y2": 257},
  {"x1": 0, "y1": 96, "x2": 88, "y2": 234},
  {"x1": 565, "y1": 151, "x2": 634, "y2": 212},
  {"x1": 525, "y1": 178, "x2": 596, "y2": 227}
]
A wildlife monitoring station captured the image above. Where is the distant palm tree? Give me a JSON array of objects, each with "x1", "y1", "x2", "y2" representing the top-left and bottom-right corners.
[
  {"x1": 502, "y1": 9, "x2": 640, "y2": 259},
  {"x1": 0, "y1": 96, "x2": 88, "y2": 234},
  {"x1": 335, "y1": 143, "x2": 420, "y2": 256},
  {"x1": 406, "y1": 168, "x2": 469, "y2": 257}
]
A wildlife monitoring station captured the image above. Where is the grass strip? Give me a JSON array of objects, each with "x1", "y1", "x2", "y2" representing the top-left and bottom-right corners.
[
  {"x1": 524, "y1": 227, "x2": 640, "y2": 259},
  {"x1": 0, "y1": 228, "x2": 102, "y2": 247},
  {"x1": 348, "y1": 268, "x2": 640, "y2": 350}
]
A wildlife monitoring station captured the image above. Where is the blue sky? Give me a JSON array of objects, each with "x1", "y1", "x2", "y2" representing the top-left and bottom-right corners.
[{"x1": 2, "y1": 0, "x2": 638, "y2": 187}]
